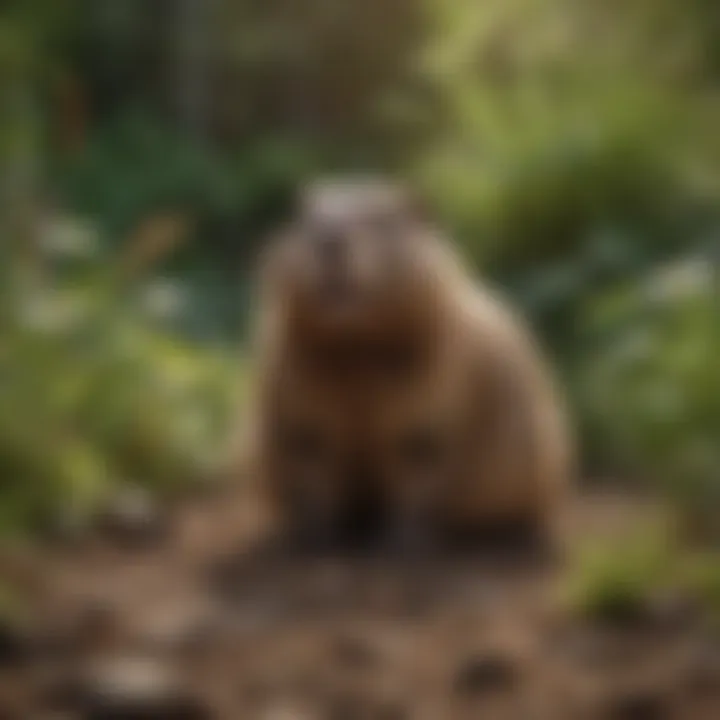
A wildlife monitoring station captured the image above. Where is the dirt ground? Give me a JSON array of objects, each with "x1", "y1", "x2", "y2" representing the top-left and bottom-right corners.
[{"x1": 2, "y1": 486, "x2": 720, "y2": 720}]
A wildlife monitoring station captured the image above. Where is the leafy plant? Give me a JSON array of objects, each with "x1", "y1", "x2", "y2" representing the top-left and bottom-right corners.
[
  {"x1": 575, "y1": 256, "x2": 720, "y2": 527},
  {"x1": 0, "y1": 217, "x2": 244, "y2": 538},
  {"x1": 563, "y1": 521, "x2": 678, "y2": 622}
]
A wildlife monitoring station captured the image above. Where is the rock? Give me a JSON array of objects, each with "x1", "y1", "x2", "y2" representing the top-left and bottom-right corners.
[
  {"x1": 48, "y1": 656, "x2": 211, "y2": 720},
  {"x1": 453, "y1": 651, "x2": 519, "y2": 695},
  {"x1": 97, "y1": 488, "x2": 169, "y2": 550}
]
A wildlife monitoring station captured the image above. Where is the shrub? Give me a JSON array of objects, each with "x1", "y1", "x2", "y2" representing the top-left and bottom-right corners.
[
  {"x1": 563, "y1": 521, "x2": 678, "y2": 622},
  {"x1": 0, "y1": 216, "x2": 243, "y2": 538},
  {"x1": 574, "y1": 255, "x2": 719, "y2": 530}
]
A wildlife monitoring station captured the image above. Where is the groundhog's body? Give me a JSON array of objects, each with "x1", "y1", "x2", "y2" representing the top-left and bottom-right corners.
[
  {"x1": 431, "y1": 284, "x2": 571, "y2": 539},
  {"x1": 244, "y1": 179, "x2": 572, "y2": 551}
]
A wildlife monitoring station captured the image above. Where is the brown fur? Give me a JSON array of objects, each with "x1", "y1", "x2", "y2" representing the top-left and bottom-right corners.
[{"x1": 241, "y1": 177, "x2": 573, "y2": 551}]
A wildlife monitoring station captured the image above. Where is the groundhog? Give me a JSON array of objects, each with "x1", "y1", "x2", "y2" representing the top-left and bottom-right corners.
[{"x1": 244, "y1": 176, "x2": 573, "y2": 553}]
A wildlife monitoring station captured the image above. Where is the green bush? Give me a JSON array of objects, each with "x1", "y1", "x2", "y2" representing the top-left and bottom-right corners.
[
  {"x1": 684, "y1": 553, "x2": 720, "y2": 624},
  {"x1": 564, "y1": 523, "x2": 720, "y2": 625},
  {"x1": 414, "y1": 83, "x2": 719, "y2": 328},
  {"x1": 575, "y1": 256, "x2": 719, "y2": 527},
  {"x1": 57, "y1": 111, "x2": 242, "y2": 242},
  {"x1": 56, "y1": 111, "x2": 326, "y2": 248},
  {"x1": 409, "y1": 0, "x2": 720, "y2": 346},
  {"x1": 0, "y1": 219, "x2": 243, "y2": 538},
  {"x1": 563, "y1": 521, "x2": 678, "y2": 622}
]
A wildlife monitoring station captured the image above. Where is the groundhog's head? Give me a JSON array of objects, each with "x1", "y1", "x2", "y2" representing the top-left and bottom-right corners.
[{"x1": 259, "y1": 177, "x2": 458, "y2": 336}]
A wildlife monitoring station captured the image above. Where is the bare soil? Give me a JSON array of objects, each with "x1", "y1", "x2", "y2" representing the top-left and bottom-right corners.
[{"x1": 2, "y1": 486, "x2": 720, "y2": 719}]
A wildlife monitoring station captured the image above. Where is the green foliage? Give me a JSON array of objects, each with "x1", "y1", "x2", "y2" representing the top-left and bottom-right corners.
[
  {"x1": 0, "y1": 221, "x2": 243, "y2": 538},
  {"x1": 420, "y1": 85, "x2": 680, "y2": 250},
  {"x1": 576, "y1": 258, "x2": 719, "y2": 520},
  {"x1": 54, "y1": 113, "x2": 328, "y2": 338},
  {"x1": 56, "y1": 110, "x2": 324, "y2": 258},
  {"x1": 408, "y1": 0, "x2": 720, "y2": 351},
  {"x1": 565, "y1": 525, "x2": 720, "y2": 625},
  {"x1": 412, "y1": 76, "x2": 720, "y2": 343},
  {"x1": 684, "y1": 553, "x2": 720, "y2": 623},
  {"x1": 563, "y1": 521, "x2": 678, "y2": 622},
  {"x1": 58, "y1": 112, "x2": 238, "y2": 240}
]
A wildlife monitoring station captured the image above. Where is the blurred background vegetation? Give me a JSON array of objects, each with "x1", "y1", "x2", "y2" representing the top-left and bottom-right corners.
[{"x1": 0, "y1": 0, "x2": 718, "y2": 541}]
